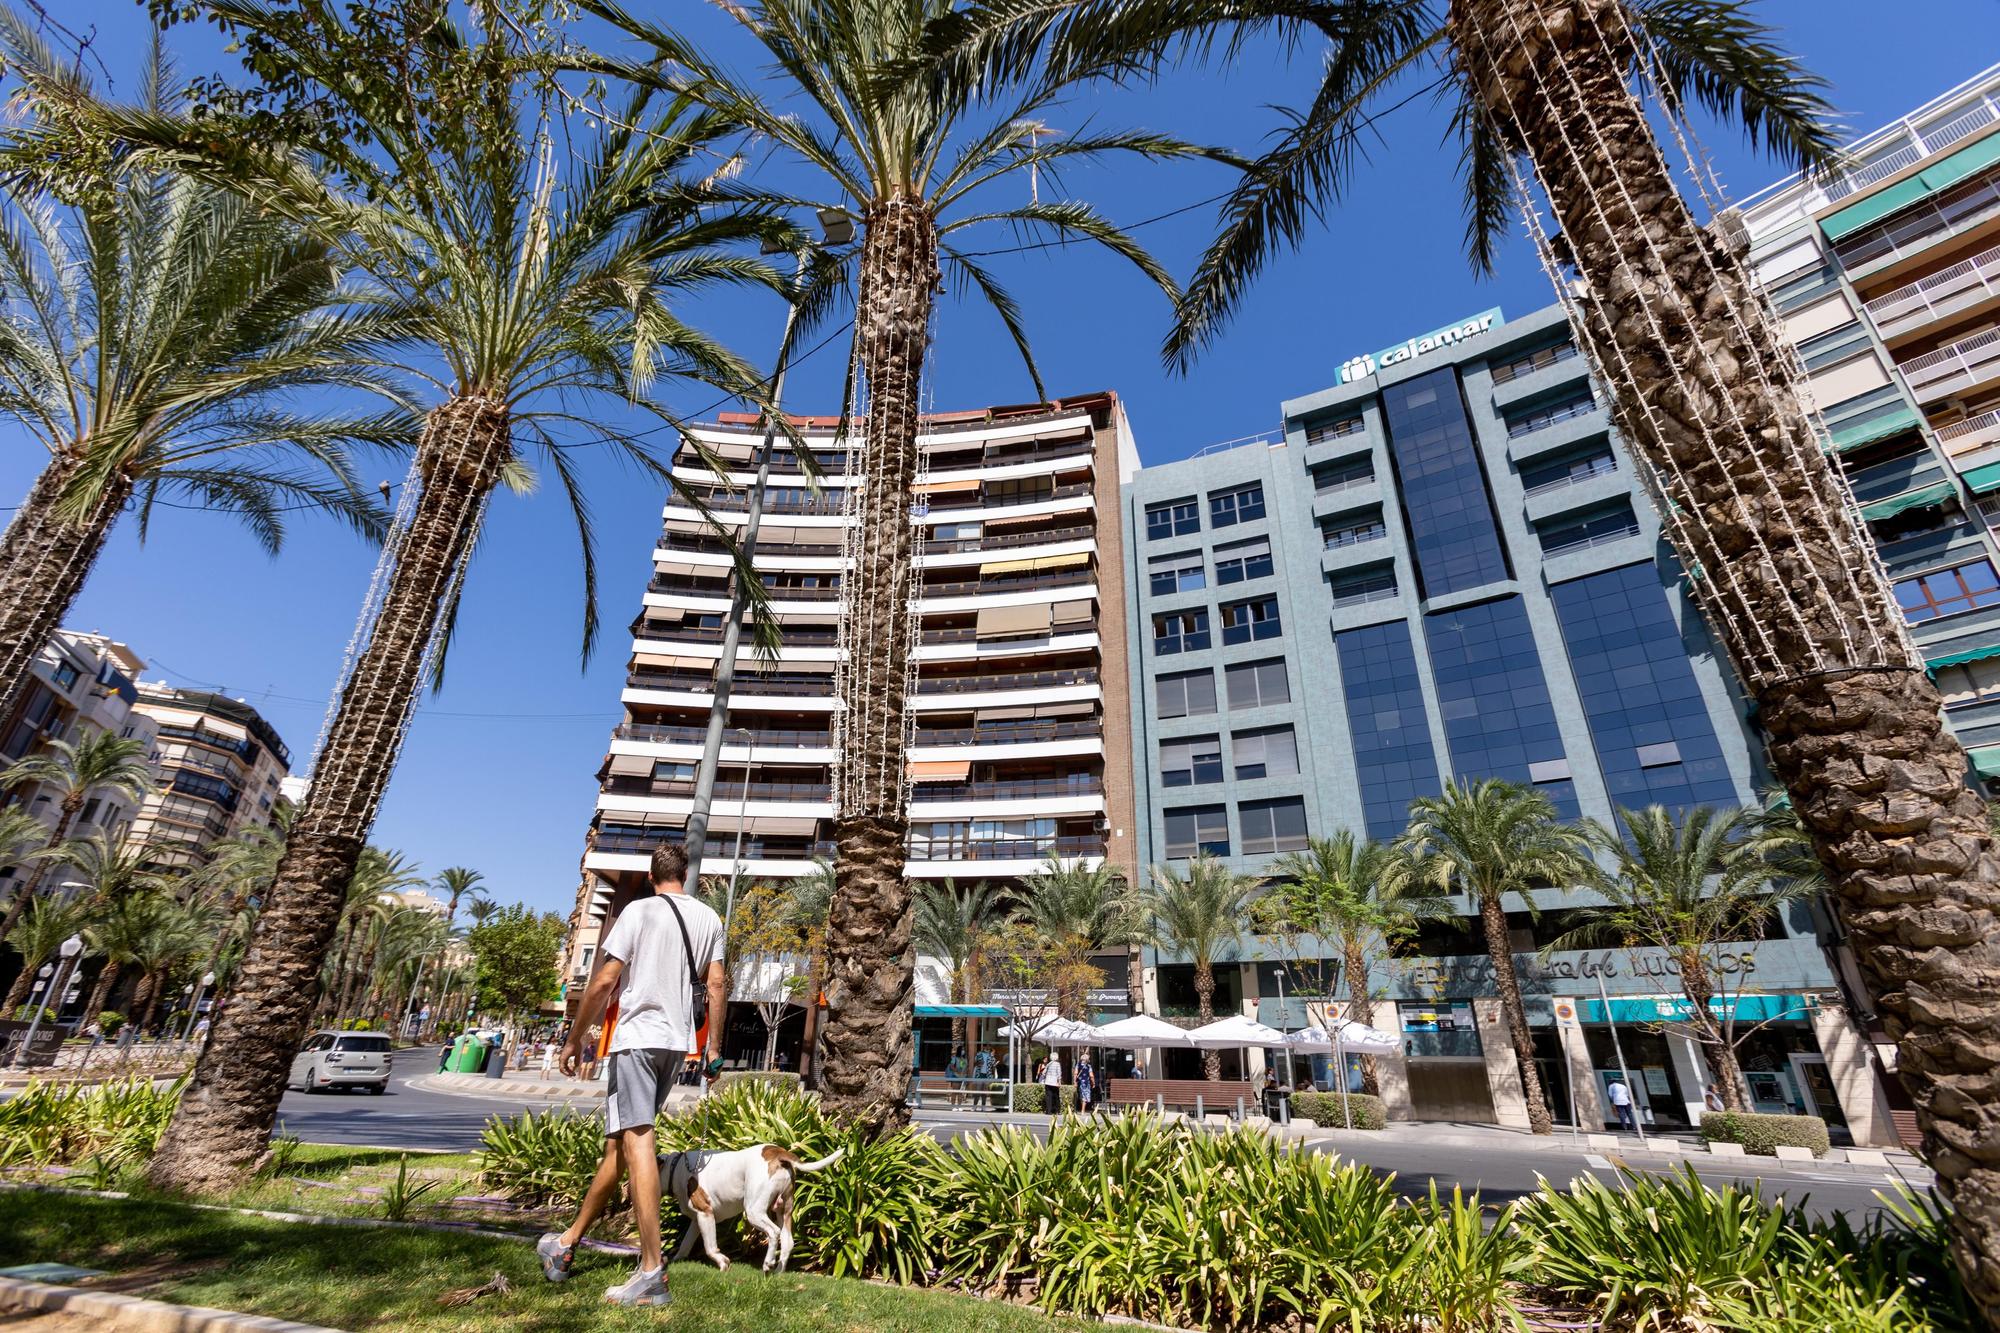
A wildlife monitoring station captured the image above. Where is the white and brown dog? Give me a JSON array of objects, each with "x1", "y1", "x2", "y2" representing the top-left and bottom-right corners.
[{"x1": 659, "y1": 1145, "x2": 844, "y2": 1274}]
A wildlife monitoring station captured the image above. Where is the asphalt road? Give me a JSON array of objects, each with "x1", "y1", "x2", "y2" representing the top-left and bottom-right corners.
[{"x1": 268, "y1": 1045, "x2": 530, "y2": 1151}]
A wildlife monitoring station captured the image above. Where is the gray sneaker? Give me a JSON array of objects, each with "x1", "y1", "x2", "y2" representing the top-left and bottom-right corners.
[
  {"x1": 536, "y1": 1233, "x2": 575, "y2": 1283},
  {"x1": 605, "y1": 1266, "x2": 671, "y2": 1307}
]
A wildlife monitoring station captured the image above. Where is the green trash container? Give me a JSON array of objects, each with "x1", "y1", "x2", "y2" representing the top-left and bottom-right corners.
[{"x1": 448, "y1": 1036, "x2": 487, "y2": 1074}]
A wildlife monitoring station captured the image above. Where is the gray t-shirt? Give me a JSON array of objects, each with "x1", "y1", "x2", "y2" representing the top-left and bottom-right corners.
[{"x1": 600, "y1": 892, "x2": 723, "y2": 1055}]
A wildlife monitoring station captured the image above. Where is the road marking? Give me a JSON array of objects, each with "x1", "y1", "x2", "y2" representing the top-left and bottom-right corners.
[{"x1": 1584, "y1": 1154, "x2": 1611, "y2": 1169}]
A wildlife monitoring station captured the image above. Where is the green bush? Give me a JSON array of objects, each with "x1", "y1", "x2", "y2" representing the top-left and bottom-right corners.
[
  {"x1": 0, "y1": 1077, "x2": 182, "y2": 1168},
  {"x1": 1009, "y1": 1082, "x2": 1073, "y2": 1113},
  {"x1": 97, "y1": 1012, "x2": 125, "y2": 1037},
  {"x1": 1291, "y1": 1091, "x2": 1387, "y2": 1130},
  {"x1": 475, "y1": 1108, "x2": 605, "y2": 1207},
  {"x1": 714, "y1": 1069, "x2": 800, "y2": 1092},
  {"x1": 1699, "y1": 1110, "x2": 1831, "y2": 1158},
  {"x1": 11, "y1": 1005, "x2": 53, "y2": 1023}
]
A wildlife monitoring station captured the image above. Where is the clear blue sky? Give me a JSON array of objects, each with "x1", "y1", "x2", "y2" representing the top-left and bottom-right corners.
[{"x1": 4, "y1": 2, "x2": 1991, "y2": 916}]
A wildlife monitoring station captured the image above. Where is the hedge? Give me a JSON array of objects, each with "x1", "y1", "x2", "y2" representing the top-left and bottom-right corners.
[
  {"x1": 1011, "y1": 1082, "x2": 1076, "y2": 1113},
  {"x1": 1700, "y1": 1110, "x2": 1830, "y2": 1158},
  {"x1": 716, "y1": 1069, "x2": 801, "y2": 1092},
  {"x1": 1291, "y1": 1091, "x2": 1387, "y2": 1131}
]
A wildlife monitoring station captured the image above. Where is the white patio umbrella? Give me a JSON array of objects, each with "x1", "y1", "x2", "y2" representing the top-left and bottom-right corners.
[
  {"x1": 1286, "y1": 1020, "x2": 1399, "y2": 1129},
  {"x1": 1185, "y1": 1015, "x2": 1286, "y2": 1048},
  {"x1": 1091, "y1": 1013, "x2": 1197, "y2": 1048}
]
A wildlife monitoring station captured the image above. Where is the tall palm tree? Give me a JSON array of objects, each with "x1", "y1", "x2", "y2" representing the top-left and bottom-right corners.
[
  {"x1": 1016, "y1": 855, "x2": 1140, "y2": 1021},
  {"x1": 50, "y1": 832, "x2": 171, "y2": 1020},
  {"x1": 585, "y1": 0, "x2": 1213, "y2": 1125},
  {"x1": 1268, "y1": 833, "x2": 1445, "y2": 1093},
  {"x1": 914, "y1": 879, "x2": 999, "y2": 1048},
  {"x1": 0, "y1": 22, "x2": 408, "y2": 725},
  {"x1": 2, "y1": 893, "x2": 89, "y2": 1018},
  {"x1": 0, "y1": 731, "x2": 154, "y2": 943},
  {"x1": 325, "y1": 847, "x2": 425, "y2": 1023},
  {"x1": 1395, "y1": 779, "x2": 1590, "y2": 1135},
  {"x1": 79, "y1": 13, "x2": 793, "y2": 1192},
  {"x1": 1142, "y1": 855, "x2": 1257, "y2": 1081},
  {"x1": 1549, "y1": 803, "x2": 1804, "y2": 1110},
  {"x1": 435, "y1": 866, "x2": 485, "y2": 930}
]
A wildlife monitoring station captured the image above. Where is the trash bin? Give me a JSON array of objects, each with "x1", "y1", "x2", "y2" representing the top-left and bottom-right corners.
[
  {"x1": 484, "y1": 1038, "x2": 508, "y2": 1078},
  {"x1": 449, "y1": 1036, "x2": 487, "y2": 1074},
  {"x1": 1267, "y1": 1085, "x2": 1292, "y2": 1126}
]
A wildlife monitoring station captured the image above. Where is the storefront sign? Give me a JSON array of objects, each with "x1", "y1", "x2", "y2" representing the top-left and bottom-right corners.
[
  {"x1": 1581, "y1": 994, "x2": 1814, "y2": 1024},
  {"x1": 1336, "y1": 308, "x2": 1503, "y2": 385}
]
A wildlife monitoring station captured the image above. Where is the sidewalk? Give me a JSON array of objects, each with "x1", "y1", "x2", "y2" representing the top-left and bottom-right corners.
[{"x1": 410, "y1": 1067, "x2": 606, "y2": 1101}]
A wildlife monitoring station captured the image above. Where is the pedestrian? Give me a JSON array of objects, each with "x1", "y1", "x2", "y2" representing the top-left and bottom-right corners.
[
  {"x1": 1074, "y1": 1054, "x2": 1097, "y2": 1115},
  {"x1": 1606, "y1": 1076, "x2": 1638, "y2": 1132},
  {"x1": 537, "y1": 844, "x2": 725, "y2": 1307},
  {"x1": 1037, "y1": 1052, "x2": 1065, "y2": 1116},
  {"x1": 971, "y1": 1047, "x2": 996, "y2": 1109},
  {"x1": 540, "y1": 1041, "x2": 557, "y2": 1078},
  {"x1": 193, "y1": 1016, "x2": 210, "y2": 1042},
  {"x1": 1703, "y1": 1084, "x2": 1725, "y2": 1113},
  {"x1": 945, "y1": 1045, "x2": 968, "y2": 1108}
]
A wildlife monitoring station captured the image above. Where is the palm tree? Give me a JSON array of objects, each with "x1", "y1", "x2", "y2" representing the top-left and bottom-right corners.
[
  {"x1": 81, "y1": 14, "x2": 794, "y2": 1192},
  {"x1": 1016, "y1": 855, "x2": 1140, "y2": 1021},
  {"x1": 586, "y1": 0, "x2": 1211, "y2": 1125},
  {"x1": 2, "y1": 893, "x2": 89, "y2": 1018},
  {"x1": 51, "y1": 833, "x2": 171, "y2": 1021},
  {"x1": 0, "y1": 731, "x2": 154, "y2": 943},
  {"x1": 325, "y1": 848, "x2": 425, "y2": 1023},
  {"x1": 0, "y1": 805, "x2": 51, "y2": 987},
  {"x1": 0, "y1": 23, "x2": 408, "y2": 724},
  {"x1": 1142, "y1": 855, "x2": 1258, "y2": 1081},
  {"x1": 462, "y1": 897, "x2": 502, "y2": 929},
  {"x1": 914, "y1": 880, "x2": 1000, "y2": 1048},
  {"x1": 435, "y1": 866, "x2": 485, "y2": 930},
  {"x1": 1549, "y1": 804, "x2": 1804, "y2": 1111},
  {"x1": 1268, "y1": 833, "x2": 1445, "y2": 1094},
  {"x1": 787, "y1": 858, "x2": 837, "y2": 1084},
  {"x1": 1394, "y1": 779, "x2": 1590, "y2": 1135}
]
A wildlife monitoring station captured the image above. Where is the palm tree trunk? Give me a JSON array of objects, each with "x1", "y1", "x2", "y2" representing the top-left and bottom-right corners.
[
  {"x1": 1476, "y1": 891, "x2": 1552, "y2": 1133},
  {"x1": 798, "y1": 950, "x2": 825, "y2": 1085},
  {"x1": 1342, "y1": 939, "x2": 1380, "y2": 1096},
  {"x1": 0, "y1": 457, "x2": 131, "y2": 725},
  {"x1": 146, "y1": 396, "x2": 510, "y2": 1193},
  {"x1": 85, "y1": 960, "x2": 120, "y2": 1024},
  {"x1": 1195, "y1": 962, "x2": 1221, "y2": 1082},
  {"x1": 820, "y1": 200, "x2": 938, "y2": 1132},
  {"x1": 1678, "y1": 950, "x2": 1746, "y2": 1111},
  {"x1": 1454, "y1": 0, "x2": 2000, "y2": 1290},
  {"x1": 133, "y1": 970, "x2": 162, "y2": 1033}
]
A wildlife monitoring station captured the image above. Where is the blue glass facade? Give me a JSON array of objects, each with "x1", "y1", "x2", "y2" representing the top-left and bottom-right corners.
[
  {"x1": 1335, "y1": 620, "x2": 1442, "y2": 840},
  {"x1": 1549, "y1": 563, "x2": 1738, "y2": 814},
  {"x1": 1381, "y1": 367, "x2": 1511, "y2": 597},
  {"x1": 1423, "y1": 595, "x2": 1579, "y2": 818}
]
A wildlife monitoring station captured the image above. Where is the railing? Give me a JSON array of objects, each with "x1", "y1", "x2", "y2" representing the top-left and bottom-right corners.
[
  {"x1": 915, "y1": 667, "x2": 1098, "y2": 694},
  {"x1": 921, "y1": 481, "x2": 1093, "y2": 513},
  {"x1": 923, "y1": 569, "x2": 1094, "y2": 598},
  {"x1": 1940, "y1": 409, "x2": 2000, "y2": 460},
  {"x1": 1865, "y1": 241, "x2": 2000, "y2": 335},
  {"x1": 1506, "y1": 395, "x2": 1598, "y2": 438},
  {"x1": 1313, "y1": 467, "x2": 1374, "y2": 496},
  {"x1": 1323, "y1": 524, "x2": 1387, "y2": 551},
  {"x1": 1901, "y1": 325, "x2": 2000, "y2": 399},
  {"x1": 594, "y1": 832, "x2": 835, "y2": 859},
  {"x1": 911, "y1": 776, "x2": 1103, "y2": 803},
  {"x1": 658, "y1": 534, "x2": 845, "y2": 558},
  {"x1": 1489, "y1": 340, "x2": 1580, "y2": 385},
  {"x1": 923, "y1": 441, "x2": 1095, "y2": 476},
  {"x1": 675, "y1": 490, "x2": 845, "y2": 516},
  {"x1": 1835, "y1": 168, "x2": 2000, "y2": 270},
  {"x1": 1825, "y1": 99, "x2": 1997, "y2": 200},
  {"x1": 1522, "y1": 454, "x2": 1618, "y2": 497},
  {"x1": 922, "y1": 624, "x2": 1096, "y2": 646},
  {"x1": 1304, "y1": 416, "x2": 1366, "y2": 447},
  {"x1": 616, "y1": 722, "x2": 833, "y2": 748},
  {"x1": 907, "y1": 835, "x2": 1107, "y2": 861},
  {"x1": 914, "y1": 718, "x2": 1101, "y2": 746},
  {"x1": 648, "y1": 577, "x2": 842, "y2": 601},
  {"x1": 634, "y1": 622, "x2": 840, "y2": 647},
  {"x1": 613, "y1": 778, "x2": 832, "y2": 802},
  {"x1": 1329, "y1": 578, "x2": 1398, "y2": 608},
  {"x1": 922, "y1": 523, "x2": 1093, "y2": 554},
  {"x1": 1192, "y1": 430, "x2": 1281, "y2": 458},
  {"x1": 1539, "y1": 521, "x2": 1642, "y2": 558},
  {"x1": 626, "y1": 671, "x2": 835, "y2": 697},
  {"x1": 151, "y1": 722, "x2": 257, "y2": 760},
  {"x1": 593, "y1": 830, "x2": 1107, "y2": 862}
]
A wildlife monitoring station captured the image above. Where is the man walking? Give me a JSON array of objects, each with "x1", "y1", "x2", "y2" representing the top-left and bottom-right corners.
[
  {"x1": 537, "y1": 844, "x2": 725, "y2": 1306},
  {"x1": 1606, "y1": 1076, "x2": 1638, "y2": 1133}
]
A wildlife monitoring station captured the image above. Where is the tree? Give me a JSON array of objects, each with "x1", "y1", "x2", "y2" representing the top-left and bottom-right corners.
[
  {"x1": 465, "y1": 905, "x2": 565, "y2": 1022},
  {"x1": 786, "y1": 858, "x2": 836, "y2": 1084},
  {"x1": 323, "y1": 847, "x2": 424, "y2": 1023},
  {"x1": 435, "y1": 866, "x2": 485, "y2": 930},
  {"x1": 0, "y1": 731, "x2": 154, "y2": 946},
  {"x1": 3, "y1": 893, "x2": 89, "y2": 1017},
  {"x1": 3, "y1": 827, "x2": 162, "y2": 1011},
  {"x1": 88, "y1": 7, "x2": 791, "y2": 1193},
  {"x1": 1549, "y1": 803, "x2": 1807, "y2": 1111},
  {"x1": 0, "y1": 805, "x2": 51, "y2": 993},
  {"x1": 585, "y1": 0, "x2": 1211, "y2": 1127},
  {"x1": 1267, "y1": 833, "x2": 1444, "y2": 1094},
  {"x1": 913, "y1": 880, "x2": 1000, "y2": 1048},
  {"x1": 0, "y1": 21, "x2": 408, "y2": 729},
  {"x1": 700, "y1": 877, "x2": 821, "y2": 1070},
  {"x1": 1016, "y1": 856, "x2": 1140, "y2": 1021},
  {"x1": 1395, "y1": 779, "x2": 1590, "y2": 1135},
  {"x1": 1143, "y1": 855, "x2": 1257, "y2": 1081}
]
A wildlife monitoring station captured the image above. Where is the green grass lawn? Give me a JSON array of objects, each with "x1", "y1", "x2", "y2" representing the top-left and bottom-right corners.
[{"x1": 0, "y1": 1188, "x2": 1089, "y2": 1331}]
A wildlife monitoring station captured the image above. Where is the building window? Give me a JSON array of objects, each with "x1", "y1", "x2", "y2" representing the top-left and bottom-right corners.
[
  {"x1": 1148, "y1": 550, "x2": 1206, "y2": 596},
  {"x1": 1636, "y1": 741, "x2": 1682, "y2": 768},
  {"x1": 1209, "y1": 482, "x2": 1266, "y2": 529},
  {"x1": 1220, "y1": 595, "x2": 1282, "y2": 645},
  {"x1": 1215, "y1": 537, "x2": 1274, "y2": 586},
  {"x1": 1153, "y1": 609, "x2": 1211, "y2": 655},
  {"x1": 1323, "y1": 515, "x2": 1388, "y2": 550},
  {"x1": 1504, "y1": 391, "x2": 1597, "y2": 437},
  {"x1": 1156, "y1": 668, "x2": 1218, "y2": 719},
  {"x1": 1160, "y1": 735, "x2": 1223, "y2": 787},
  {"x1": 1225, "y1": 658, "x2": 1290, "y2": 710},
  {"x1": 1895, "y1": 559, "x2": 2000, "y2": 623},
  {"x1": 1537, "y1": 502, "x2": 1641, "y2": 557},
  {"x1": 1336, "y1": 619, "x2": 1443, "y2": 840},
  {"x1": 1329, "y1": 566, "x2": 1397, "y2": 606},
  {"x1": 1232, "y1": 725, "x2": 1299, "y2": 780},
  {"x1": 79, "y1": 797, "x2": 100, "y2": 824},
  {"x1": 50, "y1": 662, "x2": 78, "y2": 691},
  {"x1": 1489, "y1": 339, "x2": 1578, "y2": 384},
  {"x1": 1423, "y1": 595, "x2": 1578, "y2": 820},
  {"x1": 1239, "y1": 797, "x2": 1309, "y2": 854},
  {"x1": 1937, "y1": 657, "x2": 2000, "y2": 709},
  {"x1": 1164, "y1": 805, "x2": 1229, "y2": 858},
  {"x1": 651, "y1": 760, "x2": 696, "y2": 782},
  {"x1": 1311, "y1": 456, "x2": 1374, "y2": 495},
  {"x1": 1305, "y1": 416, "x2": 1365, "y2": 447},
  {"x1": 1146, "y1": 498, "x2": 1200, "y2": 540}
]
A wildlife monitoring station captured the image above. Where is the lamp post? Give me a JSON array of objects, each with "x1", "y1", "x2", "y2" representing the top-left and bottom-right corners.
[
  {"x1": 182, "y1": 971, "x2": 216, "y2": 1042},
  {"x1": 722, "y1": 727, "x2": 756, "y2": 946},
  {"x1": 682, "y1": 209, "x2": 854, "y2": 885},
  {"x1": 13, "y1": 934, "x2": 83, "y2": 1069}
]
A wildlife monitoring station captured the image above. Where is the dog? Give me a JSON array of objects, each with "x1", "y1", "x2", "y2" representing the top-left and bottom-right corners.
[{"x1": 659, "y1": 1145, "x2": 844, "y2": 1274}]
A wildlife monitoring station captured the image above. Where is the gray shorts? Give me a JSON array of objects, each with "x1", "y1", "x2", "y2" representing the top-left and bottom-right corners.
[{"x1": 604, "y1": 1048, "x2": 687, "y2": 1136}]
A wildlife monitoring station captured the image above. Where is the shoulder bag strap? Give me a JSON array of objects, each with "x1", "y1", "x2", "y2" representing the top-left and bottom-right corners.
[{"x1": 661, "y1": 896, "x2": 705, "y2": 1015}]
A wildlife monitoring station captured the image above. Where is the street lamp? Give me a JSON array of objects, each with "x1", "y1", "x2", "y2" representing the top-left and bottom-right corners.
[
  {"x1": 182, "y1": 971, "x2": 217, "y2": 1042},
  {"x1": 12, "y1": 934, "x2": 83, "y2": 1069},
  {"x1": 681, "y1": 208, "x2": 854, "y2": 885},
  {"x1": 722, "y1": 727, "x2": 756, "y2": 952}
]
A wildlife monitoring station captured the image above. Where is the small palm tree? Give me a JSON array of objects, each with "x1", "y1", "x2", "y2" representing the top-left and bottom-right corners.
[
  {"x1": 1016, "y1": 856, "x2": 1140, "y2": 1021},
  {"x1": 1, "y1": 825, "x2": 160, "y2": 1012},
  {"x1": 1395, "y1": 779, "x2": 1591, "y2": 1135},
  {"x1": 0, "y1": 805, "x2": 51, "y2": 977},
  {"x1": 0, "y1": 22, "x2": 409, "y2": 725},
  {"x1": 1143, "y1": 855, "x2": 1258, "y2": 1081},
  {"x1": 435, "y1": 867, "x2": 486, "y2": 930},
  {"x1": 0, "y1": 731, "x2": 154, "y2": 938},
  {"x1": 914, "y1": 880, "x2": 1000, "y2": 1048},
  {"x1": 461, "y1": 897, "x2": 502, "y2": 929},
  {"x1": 3, "y1": 893, "x2": 89, "y2": 1018},
  {"x1": 1550, "y1": 804, "x2": 1803, "y2": 1111},
  {"x1": 1268, "y1": 833, "x2": 1446, "y2": 1094}
]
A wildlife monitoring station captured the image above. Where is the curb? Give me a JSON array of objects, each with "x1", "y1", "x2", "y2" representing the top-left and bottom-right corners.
[
  {"x1": 411, "y1": 1072, "x2": 602, "y2": 1101},
  {"x1": 0, "y1": 1275, "x2": 340, "y2": 1332}
]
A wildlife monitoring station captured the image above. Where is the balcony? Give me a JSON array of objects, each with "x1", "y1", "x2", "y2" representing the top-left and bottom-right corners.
[
  {"x1": 1822, "y1": 100, "x2": 1997, "y2": 202},
  {"x1": 922, "y1": 569, "x2": 1094, "y2": 600},
  {"x1": 915, "y1": 667, "x2": 1098, "y2": 695},
  {"x1": 921, "y1": 522, "x2": 1093, "y2": 555},
  {"x1": 1940, "y1": 409, "x2": 2000, "y2": 464},
  {"x1": 1864, "y1": 241, "x2": 2000, "y2": 339},
  {"x1": 607, "y1": 777, "x2": 833, "y2": 803},
  {"x1": 910, "y1": 775, "x2": 1104, "y2": 804},
  {"x1": 626, "y1": 670, "x2": 834, "y2": 698},
  {"x1": 1901, "y1": 326, "x2": 2000, "y2": 403},
  {"x1": 614, "y1": 722, "x2": 833, "y2": 748},
  {"x1": 658, "y1": 533, "x2": 845, "y2": 559},
  {"x1": 674, "y1": 489, "x2": 845, "y2": 517},
  {"x1": 1538, "y1": 521, "x2": 1642, "y2": 560},
  {"x1": 593, "y1": 830, "x2": 835, "y2": 860},
  {"x1": 1836, "y1": 166, "x2": 2000, "y2": 273},
  {"x1": 648, "y1": 576, "x2": 841, "y2": 602},
  {"x1": 913, "y1": 718, "x2": 1101, "y2": 747},
  {"x1": 633, "y1": 620, "x2": 841, "y2": 647},
  {"x1": 1489, "y1": 340, "x2": 1579, "y2": 386},
  {"x1": 1505, "y1": 393, "x2": 1598, "y2": 438},
  {"x1": 919, "y1": 480, "x2": 1093, "y2": 515},
  {"x1": 1522, "y1": 454, "x2": 1617, "y2": 498},
  {"x1": 907, "y1": 834, "x2": 1106, "y2": 862}
]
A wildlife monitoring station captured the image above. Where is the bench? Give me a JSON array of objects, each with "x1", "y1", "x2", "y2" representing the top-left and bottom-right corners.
[
  {"x1": 906, "y1": 1076, "x2": 1010, "y2": 1110},
  {"x1": 1107, "y1": 1078, "x2": 1260, "y2": 1118}
]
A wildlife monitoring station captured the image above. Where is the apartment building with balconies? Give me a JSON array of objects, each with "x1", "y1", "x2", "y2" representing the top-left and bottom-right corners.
[
  {"x1": 1734, "y1": 63, "x2": 2000, "y2": 774},
  {"x1": 571, "y1": 394, "x2": 1141, "y2": 1040},
  {"x1": 126, "y1": 685, "x2": 292, "y2": 873}
]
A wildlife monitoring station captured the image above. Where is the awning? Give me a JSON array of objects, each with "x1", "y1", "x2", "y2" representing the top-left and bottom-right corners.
[
  {"x1": 916, "y1": 1004, "x2": 1007, "y2": 1018},
  {"x1": 980, "y1": 552, "x2": 1087, "y2": 575},
  {"x1": 1962, "y1": 461, "x2": 2000, "y2": 495},
  {"x1": 909, "y1": 760, "x2": 970, "y2": 782},
  {"x1": 1580, "y1": 994, "x2": 1814, "y2": 1024},
  {"x1": 975, "y1": 603, "x2": 1053, "y2": 635},
  {"x1": 1824, "y1": 405, "x2": 1919, "y2": 453},
  {"x1": 915, "y1": 477, "x2": 981, "y2": 495},
  {"x1": 1928, "y1": 642, "x2": 2000, "y2": 672},
  {"x1": 1051, "y1": 598, "x2": 1094, "y2": 625},
  {"x1": 979, "y1": 506, "x2": 1057, "y2": 528},
  {"x1": 632, "y1": 652, "x2": 712, "y2": 671},
  {"x1": 1820, "y1": 177, "x2": 1931, "y2": 241},
  {"x1": 980, "y1": 557, "x2": 1038, "y2": 575},
  {"x1": 1919, "y1": 132, "x2": 2000, "y2": 196},
  {"x1": 1860, "y1": 481, "x2": 1957, "y2": 521},
  {"x1": 1970, "y1": 745, "x2": 2000, "y2": 778}
]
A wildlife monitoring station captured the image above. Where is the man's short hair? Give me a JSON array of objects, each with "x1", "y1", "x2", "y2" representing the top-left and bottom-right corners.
[{"x1": 650, "y1": 842, "x2": 689, "y2": 886}]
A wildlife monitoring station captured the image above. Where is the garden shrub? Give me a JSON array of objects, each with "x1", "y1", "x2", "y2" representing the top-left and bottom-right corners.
[
  {"x1": 1699, "y1": 1110, "x2": 1830, "y2": 1158},
  {"x1": 475, "y1": 1108, "x2": 605, "y2": 1206},
  {"x1": 96, "y1": 1012, "x2": 125, "y2": 1037},
  {"x1": 714, "y1": 1069, "x2": 800, "y2": 1092},
  {"x1": 0, "y1": 1077, "x2": 181, "y2": 1167},
  {"x1": 1291, "y1": 1091, "x2": 1387, "y2": 1130},
  {"x1": 1009, "y1": 1082, "x2": 1073, "y2": 1113}
]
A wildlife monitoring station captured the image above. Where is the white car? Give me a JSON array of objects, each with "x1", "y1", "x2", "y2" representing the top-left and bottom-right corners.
[{"x1": 288, "y1": 1031, "x2": 393, "y2": 1094}]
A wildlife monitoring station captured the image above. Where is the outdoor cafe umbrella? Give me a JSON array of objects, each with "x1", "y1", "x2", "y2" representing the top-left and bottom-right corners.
[
  {"x1": 1090, "y1": 1013, "x2": 1196, "y2": 1049},
  {"x1": 1286, "y1": 1020, "x2": 1400, "y2": 1129}
]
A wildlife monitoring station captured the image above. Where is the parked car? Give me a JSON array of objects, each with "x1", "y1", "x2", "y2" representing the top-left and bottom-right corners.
[{"x1": 288, "y1": 1031, "x2": 393, "y2": 1094}]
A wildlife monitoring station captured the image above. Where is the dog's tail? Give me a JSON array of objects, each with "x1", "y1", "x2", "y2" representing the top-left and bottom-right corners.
[{"x1": 792, "y1": 1148, "x2": 845, "y2": 1174}]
